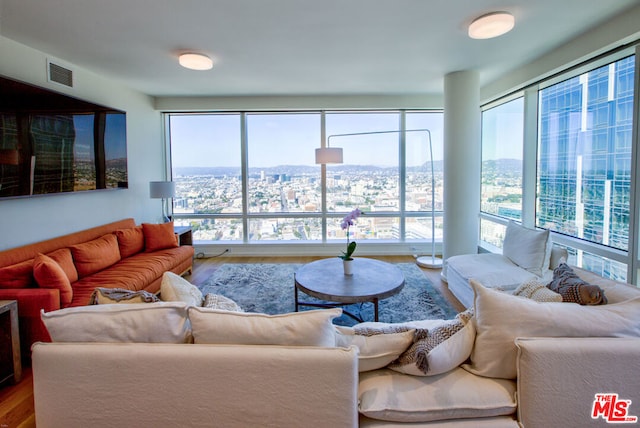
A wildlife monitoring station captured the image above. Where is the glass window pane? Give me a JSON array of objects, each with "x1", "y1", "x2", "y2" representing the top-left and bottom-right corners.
[
  {"x1": 174, "y1": 218, "x2": 244, "y2": 242},
  {"x1": 481, "y1": 98, "x2": 524, "y2": 221},
  {"x1": 480, "y1": 218, "x2": 507, "y2": 249},
  {"x1": 170, "y1": 114, "x2": 242, "y2": 216},
  {"x1": 329, "y1": 215, "x2": 400, "y2": 242},
  {"x1": 537, "y1": 56, "x2": 635, "y2": 251},
  {"x1": 554, "y1": 244, "x2": 627, "y2": 282},
  {"x1": 246, "y1": 113, "x2": 321, "y2": 214},
  {"x1": 325, "y1": 112, "x2": 400, "y2": 214},
  {"x1": 248, "y1": 217, "x2": 322, "y2": 241},
  {"x1": 405, "y1": 111, "x2": 444, "y2": 241}
]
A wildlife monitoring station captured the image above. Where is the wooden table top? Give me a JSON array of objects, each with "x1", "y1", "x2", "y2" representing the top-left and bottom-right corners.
[{"x1": 294, "y1": 257, "x2": 405, "y2": 303}]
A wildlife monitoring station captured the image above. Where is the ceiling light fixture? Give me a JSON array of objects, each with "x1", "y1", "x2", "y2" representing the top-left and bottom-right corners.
[
  {"x1": 178, "y1": 53, "x2": 213, "y2": 70},
  {"x1": 468, "y1": 12, "x2": 515, "y2": 39}
]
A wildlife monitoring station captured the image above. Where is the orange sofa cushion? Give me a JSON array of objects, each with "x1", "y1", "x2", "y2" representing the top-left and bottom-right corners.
[
  {"x1": 69, "y1": 234, "x2": 121, "y2": 278},
  {"x1": 33, "y1": 254, "x2": 73, "y2": 307},
  {"x1": 0, "y1": 259, "x2": 34, "y2": 288},
  {"x1": 46, "y1": 248, "x2": 79, "y2": 283},
  {"x1": 115, "y1": 226, "x2": 145, "y2": 258},
  {"x1": 142, "y1": 222, "x2": 179, "y2": 252},
  {"x1": 69, "y1": 246, "x2": 195, "y2": 306}
]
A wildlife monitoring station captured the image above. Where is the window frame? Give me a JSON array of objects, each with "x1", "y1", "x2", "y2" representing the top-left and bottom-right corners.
[{"x1": 164, "y1": 109, "x2": 445, "y2": 256}]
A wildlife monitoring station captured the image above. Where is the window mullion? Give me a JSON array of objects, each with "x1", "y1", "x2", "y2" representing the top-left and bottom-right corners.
[
  {"x1": 522, "y1": 86, "x2": 539, "y2": 228},
  {"x1": 240, "y1": 112, "x2": 249, "y2": 244},
  {"x1": 628, "y1": 47, "x2": 640, "y2": 284},
  {"x1": 399, "y1": 111, "x2": 406, "y2": 240}
]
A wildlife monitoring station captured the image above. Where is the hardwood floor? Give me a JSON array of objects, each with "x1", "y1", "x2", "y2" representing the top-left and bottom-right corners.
[{"x1": 0, "y1": 255, "x2": 462, "y2": 427}]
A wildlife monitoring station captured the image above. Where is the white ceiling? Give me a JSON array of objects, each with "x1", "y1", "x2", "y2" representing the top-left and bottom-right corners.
[{"x1": 0, "y1": 0, "x2": 638, "y2": 97}]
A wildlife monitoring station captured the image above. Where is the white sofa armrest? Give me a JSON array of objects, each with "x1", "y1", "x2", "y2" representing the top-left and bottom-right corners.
[
  {"x1": 516, "y1": 337, "x2": 640, "y2": 428},
  {"x1": 32, "y1": 342, "x2": 359, "y2": 428}
]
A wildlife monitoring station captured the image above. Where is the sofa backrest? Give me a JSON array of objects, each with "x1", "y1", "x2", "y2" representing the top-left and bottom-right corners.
[
  {"x1": 32, "y1": 342, "x2": 359, "y2": 428},
  {"x1": 516, "y1": 337, "x2": 640, "y2": 428},
  {"x1": 0, "y1": 218, "x2": 136, "y2": 268}
]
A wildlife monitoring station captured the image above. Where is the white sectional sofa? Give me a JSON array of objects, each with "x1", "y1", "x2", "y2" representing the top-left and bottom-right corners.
[
  {"x1": 32, "y1": 268, "x2": 640, "y2": 427},
  {"x1": 445, "y1": 221, "x2": 566, "y2": 308}
]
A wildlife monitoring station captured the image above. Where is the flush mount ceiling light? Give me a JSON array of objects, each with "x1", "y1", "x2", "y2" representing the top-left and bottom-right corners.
[
  {"x1": 178, "y1": 53, "x2": 213, "y2": 70},
  {"x1": 468, "y1": 12, "x2": 515, "y2": 39}
]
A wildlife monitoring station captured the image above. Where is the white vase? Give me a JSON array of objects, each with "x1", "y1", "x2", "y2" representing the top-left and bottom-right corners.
[{"x1": 343, "y1": 258, "x2": 354, "y2": 275}]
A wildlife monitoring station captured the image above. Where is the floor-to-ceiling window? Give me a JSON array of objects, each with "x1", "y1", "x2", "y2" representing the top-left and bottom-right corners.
[
  {"x1": 537, "y1": 55, "x2": 635, "y2": 280},
  {"x1": 480, "y1": 49, "x2": 637, "y2": 282},
  {"x1": 245, "y1": 113, "x2": 322, "y2": 241},
  {"x1": 169, "y1": 113, "x2": 243, "y2": 241},
  {"x1": 167, "y1": 110, "x2": 443, "y2": 252}
]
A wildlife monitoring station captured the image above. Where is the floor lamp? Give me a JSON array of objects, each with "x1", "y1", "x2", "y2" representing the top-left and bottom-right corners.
[
  {"x1": 315, "y1": 129, "x2": 442, "y2": 268},
  {"x1": 149, "y1": 181, "x2": 176, "y2": 223}
]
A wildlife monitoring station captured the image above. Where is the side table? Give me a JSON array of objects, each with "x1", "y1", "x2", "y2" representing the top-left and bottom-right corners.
[
  {"x1": 0, "y1": 300, "x2": 21, "y2": 385},
  {"x1": 174, "y1": 226, "x2": 193, "y2": 246}
]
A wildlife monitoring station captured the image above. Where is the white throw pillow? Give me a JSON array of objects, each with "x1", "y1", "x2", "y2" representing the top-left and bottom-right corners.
[
  {"x1": 189, "y1": 307, "x2": 341, "y2": 347},
  {"x1": 465, "y1": 279, "x2": 640, "y2": 379},
  {"x1": 41, "y1": 302, "x2": 192, "y2": 343},
  {"x1": 203, "y1": 293, "x2": 243, "y2": 312},
  {"x1": 358, "y1": 367, "x2": 516, "y2": 423},
  {"x1": 512, "y1": 279, "x2": 563, "y2": 302},
  {"x1": 160, "y1": 271, "x2": 203, "y2": 306},
  {"x1": 388, "y1": 309, "x2": 475, "y2": 376},
  {"x1": 502, "y1": 221, "x2": 552, "y2": 277},
  {"x1": 334, "y1": 325, "x2": 416, "y2": 372}
]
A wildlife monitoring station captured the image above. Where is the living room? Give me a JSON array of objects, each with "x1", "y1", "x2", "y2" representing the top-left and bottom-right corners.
[
  {"x1": 0, "y1": 1, "x2": 638, "y2": 263},
  {"x1": 1, "y1": 1, "x2": 640, "y2": 427}
]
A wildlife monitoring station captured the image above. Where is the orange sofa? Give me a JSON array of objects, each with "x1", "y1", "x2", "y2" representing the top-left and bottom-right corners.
[{"x1": 0, "y1": 218, "x2": 195, "y2": 360}]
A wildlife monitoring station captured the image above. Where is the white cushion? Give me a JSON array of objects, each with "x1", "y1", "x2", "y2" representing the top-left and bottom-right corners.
[
  {"x1": 512, "y1": 279, "x2": 563, "y2": 302},
  {"x1": 41, "y1": 302, "x2": 192, "y2": 343},
  {"x1": 447, "y1": 253, "x2": 538, "y2": 290},
  {"x1": 388, "y1": 309, "x2": 475, "y2": 376},
  {"x1": 357, "y1": 318, "x2": 447, "y2": 331},
  {"x1": 202, "y1": 293, "x2": 243, "y2": 312},
  {"x1": 334, "y1": 325, "x2": 416, "y2": 372},
  {"x1": 464, "y1": 279, "x2": 640, "y2": 379},
  {"x1": 359, "y1": 416, "x2": 520, "y2": 427},
  {"x1": 160, "y1": 271, "x2": 203, "y2": 306},
  {"x1": 358, "y1": 367, "x2": 516, "y2": 423},
  {"x1": 502, "y1": 221, "x2": 552, "y2": 277},
  {"x1": 189, "y1": 307, "x2": 341, "y2": 347}
]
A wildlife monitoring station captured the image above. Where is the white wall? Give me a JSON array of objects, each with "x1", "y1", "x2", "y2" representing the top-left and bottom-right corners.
[{"x1": 0, "y1": 36, "x2": 164, "y2": 250}]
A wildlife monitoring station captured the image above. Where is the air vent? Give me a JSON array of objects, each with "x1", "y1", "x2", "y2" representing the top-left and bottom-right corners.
[{"x1": 47, "y1": 61, "x2": 73, "y2": 87}]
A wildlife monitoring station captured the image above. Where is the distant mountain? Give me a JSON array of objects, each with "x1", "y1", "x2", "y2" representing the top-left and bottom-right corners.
[
  {"x1": 174, "y1": 167, "x2": 241, "y2": 177},
  {"x1": 482, "y1": 159, "x2": 522, "y2": 173},
  {"x1": 175, "y1": 160, "x2": 445, "y2": 177}
]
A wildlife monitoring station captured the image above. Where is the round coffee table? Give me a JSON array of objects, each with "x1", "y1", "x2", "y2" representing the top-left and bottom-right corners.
[{"x1": 294, "y1": 257, "x2": 405, "y2": 322}]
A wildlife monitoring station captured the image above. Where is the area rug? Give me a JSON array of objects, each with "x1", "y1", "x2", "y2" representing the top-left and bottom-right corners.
[{"x1": 199, "y1": 263, "x2": 457, "y2": 326}]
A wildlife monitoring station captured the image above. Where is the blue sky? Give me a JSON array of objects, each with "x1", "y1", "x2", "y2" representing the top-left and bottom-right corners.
[{"x1": 170, "y1": 112, "x2": 446, "y2": 168}]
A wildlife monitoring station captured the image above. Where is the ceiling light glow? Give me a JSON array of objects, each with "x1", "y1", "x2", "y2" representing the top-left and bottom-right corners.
[
  {"x1": 468, "y1": 12, "x2": 515, "y2": 39},
  {"x1": 178, "y1": 53, "x2": 213, "y2": 70}
]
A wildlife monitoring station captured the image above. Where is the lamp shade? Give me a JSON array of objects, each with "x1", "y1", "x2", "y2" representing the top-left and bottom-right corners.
[
  {"x1": 315, "y1": 147, "x2": 344, "y2": 164},
  {"x1": 468, "y1": 12, "x2": 515, "y2": 39},
  {"x1": 149, "y1": 181, "x2": 175, "y2": 199}
]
